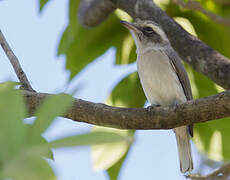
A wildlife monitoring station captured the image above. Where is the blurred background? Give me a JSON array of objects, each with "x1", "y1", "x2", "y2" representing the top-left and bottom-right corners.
[{"x1": 0, "y1": 0, "x2": 230, "y2": 179}]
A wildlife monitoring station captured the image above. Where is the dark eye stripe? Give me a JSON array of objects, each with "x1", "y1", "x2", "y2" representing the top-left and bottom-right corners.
[
  {"x1": 141, "y1": 26, "x2": 162, "y2": 43},
  {"x1": 142, "y1": 26, "x2": 158, "y2": 38},
  {"x1": 143, "y1": 26, "x2": 153, "y2": 32}
]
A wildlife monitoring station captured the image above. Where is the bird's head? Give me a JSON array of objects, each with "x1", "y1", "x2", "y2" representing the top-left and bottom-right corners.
[{"x1": 121, "y1": 19, "x2": 170, "y2": 54}]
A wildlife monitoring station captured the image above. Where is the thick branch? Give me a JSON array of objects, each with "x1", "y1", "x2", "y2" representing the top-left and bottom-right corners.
[
  {"x1": 214, "y1": 0, "x2": 230, "y2": 6},
  {"x1": 78, "y1": 0, "x2": 115, "y2": 27},
  {"x1": 23, "y1": 90, "x2": 230, "y2": 129},
  {"x1": 173, "y1": 0, "x2": 230, "y2": 26},
  {"x1": 0, "y1": 30, "x2": 35, "y2": 92},
  {"x1": 1, "y1": 0, "x2": 230, "y2": 130},
  {"x1": 78, "y1": 0, "x2": 230, "y2": 89}
]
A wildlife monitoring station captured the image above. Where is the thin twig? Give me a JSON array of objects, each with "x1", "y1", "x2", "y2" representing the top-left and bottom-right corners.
[
  {"x1": 0, "y1": 29, "x2": 35, "y2": 92},
  {"x1": 173, "y1": 0, "x2": 230, "y2": 26},
  {"x1": 187, "y1": 162, "x2": 230, "y2": 180}
]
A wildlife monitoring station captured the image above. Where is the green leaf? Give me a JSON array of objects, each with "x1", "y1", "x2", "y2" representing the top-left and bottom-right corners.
[
  {"x1": 58, "y1": 0, "x2": 128, "y2": 79},
  {"x1": 91, "y1": 127, "x2": 133, "y2": 171},
  {"x1": 39, "y1": 0, "x2": 49, "y2": 12},
  {"x1": 58, "y1": 1, "x2": 137, "y2": 80},
  {"x1": 57, "y1": 0, "x2": 80, "y2": 56},
  {"x1": 0, "y1": 82, "x2": 26, "y2": 161},
  {"x1": 90, "y1": 72, "x2": 145, "y2": 180},
  {"x1": 114, "y1": 9, "x2": 136, "y2": 65},
  {"x1": 27, "y1": 94, "x2": 73, "y2": 143},
  {"x1": 115, "y1": 33, "x2": 137, "y2": 65},
  {"x1": 107, "y1": 148, "x2": 129, "y2": 180},
  {"x1": 24, "y1": 124, "x2": 54, "y2": 159},
  {"x1": 37, "y1": 136, "x2": 54, "y2": 160},
  {"x1": 59, "y1": 14, "x2": 127, "y2": 79},
  {"x1": 3, "y1": 153, "x2": 54, "y2": 180},
  {"x1": 167, "y1": 3, "x2": 230, "y2": 59},
  {"x1": 49, "y1": 131, "x2": 131, "y2": 149},
  {"x1": 192, "y1": 69, "x2": 230, "y2": 161},
  {"x1": 58, "y1": 26, "x2": 70, "y2": 55},
  {"x1": 107, "y1": 72, "x2": 146, "y2": 108},
  {"x1": 69, "y1": 0, "x2": 80, "y2": 33},
  {"x1": 185, "y1": 64, "x2": 230, "y2": 161},
  {"x1": 2, "y1": 130, "x2": 127, "y2": 179}
]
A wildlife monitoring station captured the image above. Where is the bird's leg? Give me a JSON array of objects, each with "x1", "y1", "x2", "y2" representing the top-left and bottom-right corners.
[
  {"x1": 170, "y1": 99, "x2": 180, "y2": 110},
  {"x1": 147, "y1": 104, "x2": 161, "y2": 112}
]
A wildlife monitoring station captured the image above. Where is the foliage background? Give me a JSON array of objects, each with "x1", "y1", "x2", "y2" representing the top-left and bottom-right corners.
[{"x1": 0, "y1": 0, "x2": 230, "y2": 179}]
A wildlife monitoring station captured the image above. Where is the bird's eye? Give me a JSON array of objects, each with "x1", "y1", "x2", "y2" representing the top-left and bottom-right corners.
[{"x1": 143, "y1": 26, "x2": 153, "y2": 32}]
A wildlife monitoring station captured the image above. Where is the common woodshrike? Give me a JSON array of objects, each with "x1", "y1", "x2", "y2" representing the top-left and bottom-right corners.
[{"x1": 121, "y1": 20, "x2": 193, "y2": 173}]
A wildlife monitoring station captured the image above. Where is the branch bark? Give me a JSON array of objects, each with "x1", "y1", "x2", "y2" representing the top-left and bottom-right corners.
[
  {"x1": 23, "y1": 90, "x2": 230, "y2": 130},
  {"x1": 187, "y1": 162, "x2": 230, "y2": 180},
  {"x1": 0, "y1": 0, "x2": 229, "y2": 131},
  {"x1": 173, "y1": 0, "x2": 230, "y2": 26},
  {"x1": 0, "y1": 30, "x2": 35, "y2": 92},
  {"x1": 1, "y1": 2, "x2": 230, "y2": 176},
  {"x1": 78, "y1": 0, "x2": 115, "y2": 27},
  {"x1": 78, "y1": 0, "x2": 230, "y2": 90},
  {"x1": 214, "y1": 0, "x2": 230, "y2": 6}
]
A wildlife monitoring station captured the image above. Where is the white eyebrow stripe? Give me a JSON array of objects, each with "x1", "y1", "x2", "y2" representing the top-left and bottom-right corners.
[{"x1": 145, "y1": 24, "x2": 169, "y2": 42}]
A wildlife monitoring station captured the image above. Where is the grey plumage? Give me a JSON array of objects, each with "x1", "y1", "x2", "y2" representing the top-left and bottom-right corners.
[
  {"x1": 121, "y1": 20, "x2": 193, "y2": 173},
  {"x1": 165, "y1": 48, "x2": 194, "y2": 137}
]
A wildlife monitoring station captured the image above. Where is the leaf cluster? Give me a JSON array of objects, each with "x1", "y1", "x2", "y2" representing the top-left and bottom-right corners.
[{"x1": 0, "y1": 82, "x2": 130, "y2": 179}]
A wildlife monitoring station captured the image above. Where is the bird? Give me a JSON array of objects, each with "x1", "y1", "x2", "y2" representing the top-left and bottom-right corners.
[{"x1": 121, "y1": 19, "x2": 193, "y2": 173}]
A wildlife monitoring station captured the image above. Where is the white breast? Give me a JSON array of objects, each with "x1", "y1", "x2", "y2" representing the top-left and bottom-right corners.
[{"x1": 137, "y1": 50, "x2": 186, "y2": 106}]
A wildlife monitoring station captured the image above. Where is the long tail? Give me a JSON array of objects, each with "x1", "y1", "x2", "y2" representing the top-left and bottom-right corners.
[{"x1": 174, "y1": 126, "x2": 193, "y2": 173}]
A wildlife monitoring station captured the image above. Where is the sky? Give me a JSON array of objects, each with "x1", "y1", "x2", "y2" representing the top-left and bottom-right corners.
[{"x1": 0, "y1": 0, "x2": 200, "y2": 179}]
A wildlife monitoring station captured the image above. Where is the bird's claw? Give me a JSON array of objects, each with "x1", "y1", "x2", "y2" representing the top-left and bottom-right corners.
[{"x1": 147, "y1": 104, "x2": 161, "y2": 112}]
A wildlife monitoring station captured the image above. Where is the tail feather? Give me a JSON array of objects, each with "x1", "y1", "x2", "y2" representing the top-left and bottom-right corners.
[{"x1": 174, "y1": 126, "x2": 193, "y2": 173}]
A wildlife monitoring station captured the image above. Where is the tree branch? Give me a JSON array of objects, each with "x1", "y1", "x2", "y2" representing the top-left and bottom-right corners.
[
  {"x1": 1, "y1": 1, "x2": 229, "y2": 177},
  {"x1": 1, "y1": 0, "x2": 229, "y2": 130},
  {"x1": 23, "y1": 90, "x2": 230, "y2": 129},
  {"x1": 0, "y1": 0, "x2": 229, "y2": 131},
  {"x1": 187, "y1": 162, "x2": 230, "y2": 180},
  {"x1": 78, "y1": 0, "x2": 230, "y2": 90},
  {"x1": 173, "y1": 0, "x2": 230, "y2": 26},
  {"x1": 78, "y1": 0, "x2": 116, "y2": 27},
  {"x1": 0, "y1": 30, "x2": 35, "y2": 92},
  {"x1": 214, "y1": 0, "x2": 230, "y2": 6}
]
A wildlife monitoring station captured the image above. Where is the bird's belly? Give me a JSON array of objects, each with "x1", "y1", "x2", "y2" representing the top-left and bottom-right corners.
[{"x1": 137, "y1": 51, "x2": 186, "y2": 106}]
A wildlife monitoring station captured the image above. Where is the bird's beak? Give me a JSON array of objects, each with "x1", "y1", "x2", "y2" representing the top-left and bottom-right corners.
[{"x1": 120, "y1": 20, "x2": 139, "y2": 32}]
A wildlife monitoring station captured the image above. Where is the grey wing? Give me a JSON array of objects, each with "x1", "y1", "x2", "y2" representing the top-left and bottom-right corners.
[
  {"x1": 166, "y1": 50, "x2": 193, "y2": 136},
  {"x1": 167, "y1": 51, "x2": 192, "y2": 101}
]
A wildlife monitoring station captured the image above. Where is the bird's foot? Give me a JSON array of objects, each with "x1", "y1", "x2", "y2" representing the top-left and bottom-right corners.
[
  {"x1": 185, "y1": 173, "x2": 203, "y2": 179},
  {"x1": 147, "y1": 104, "x2": 161, "y2": 112},
  {"x1": 170, "y1": 100, "x2": 180, "y2": 111}
]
